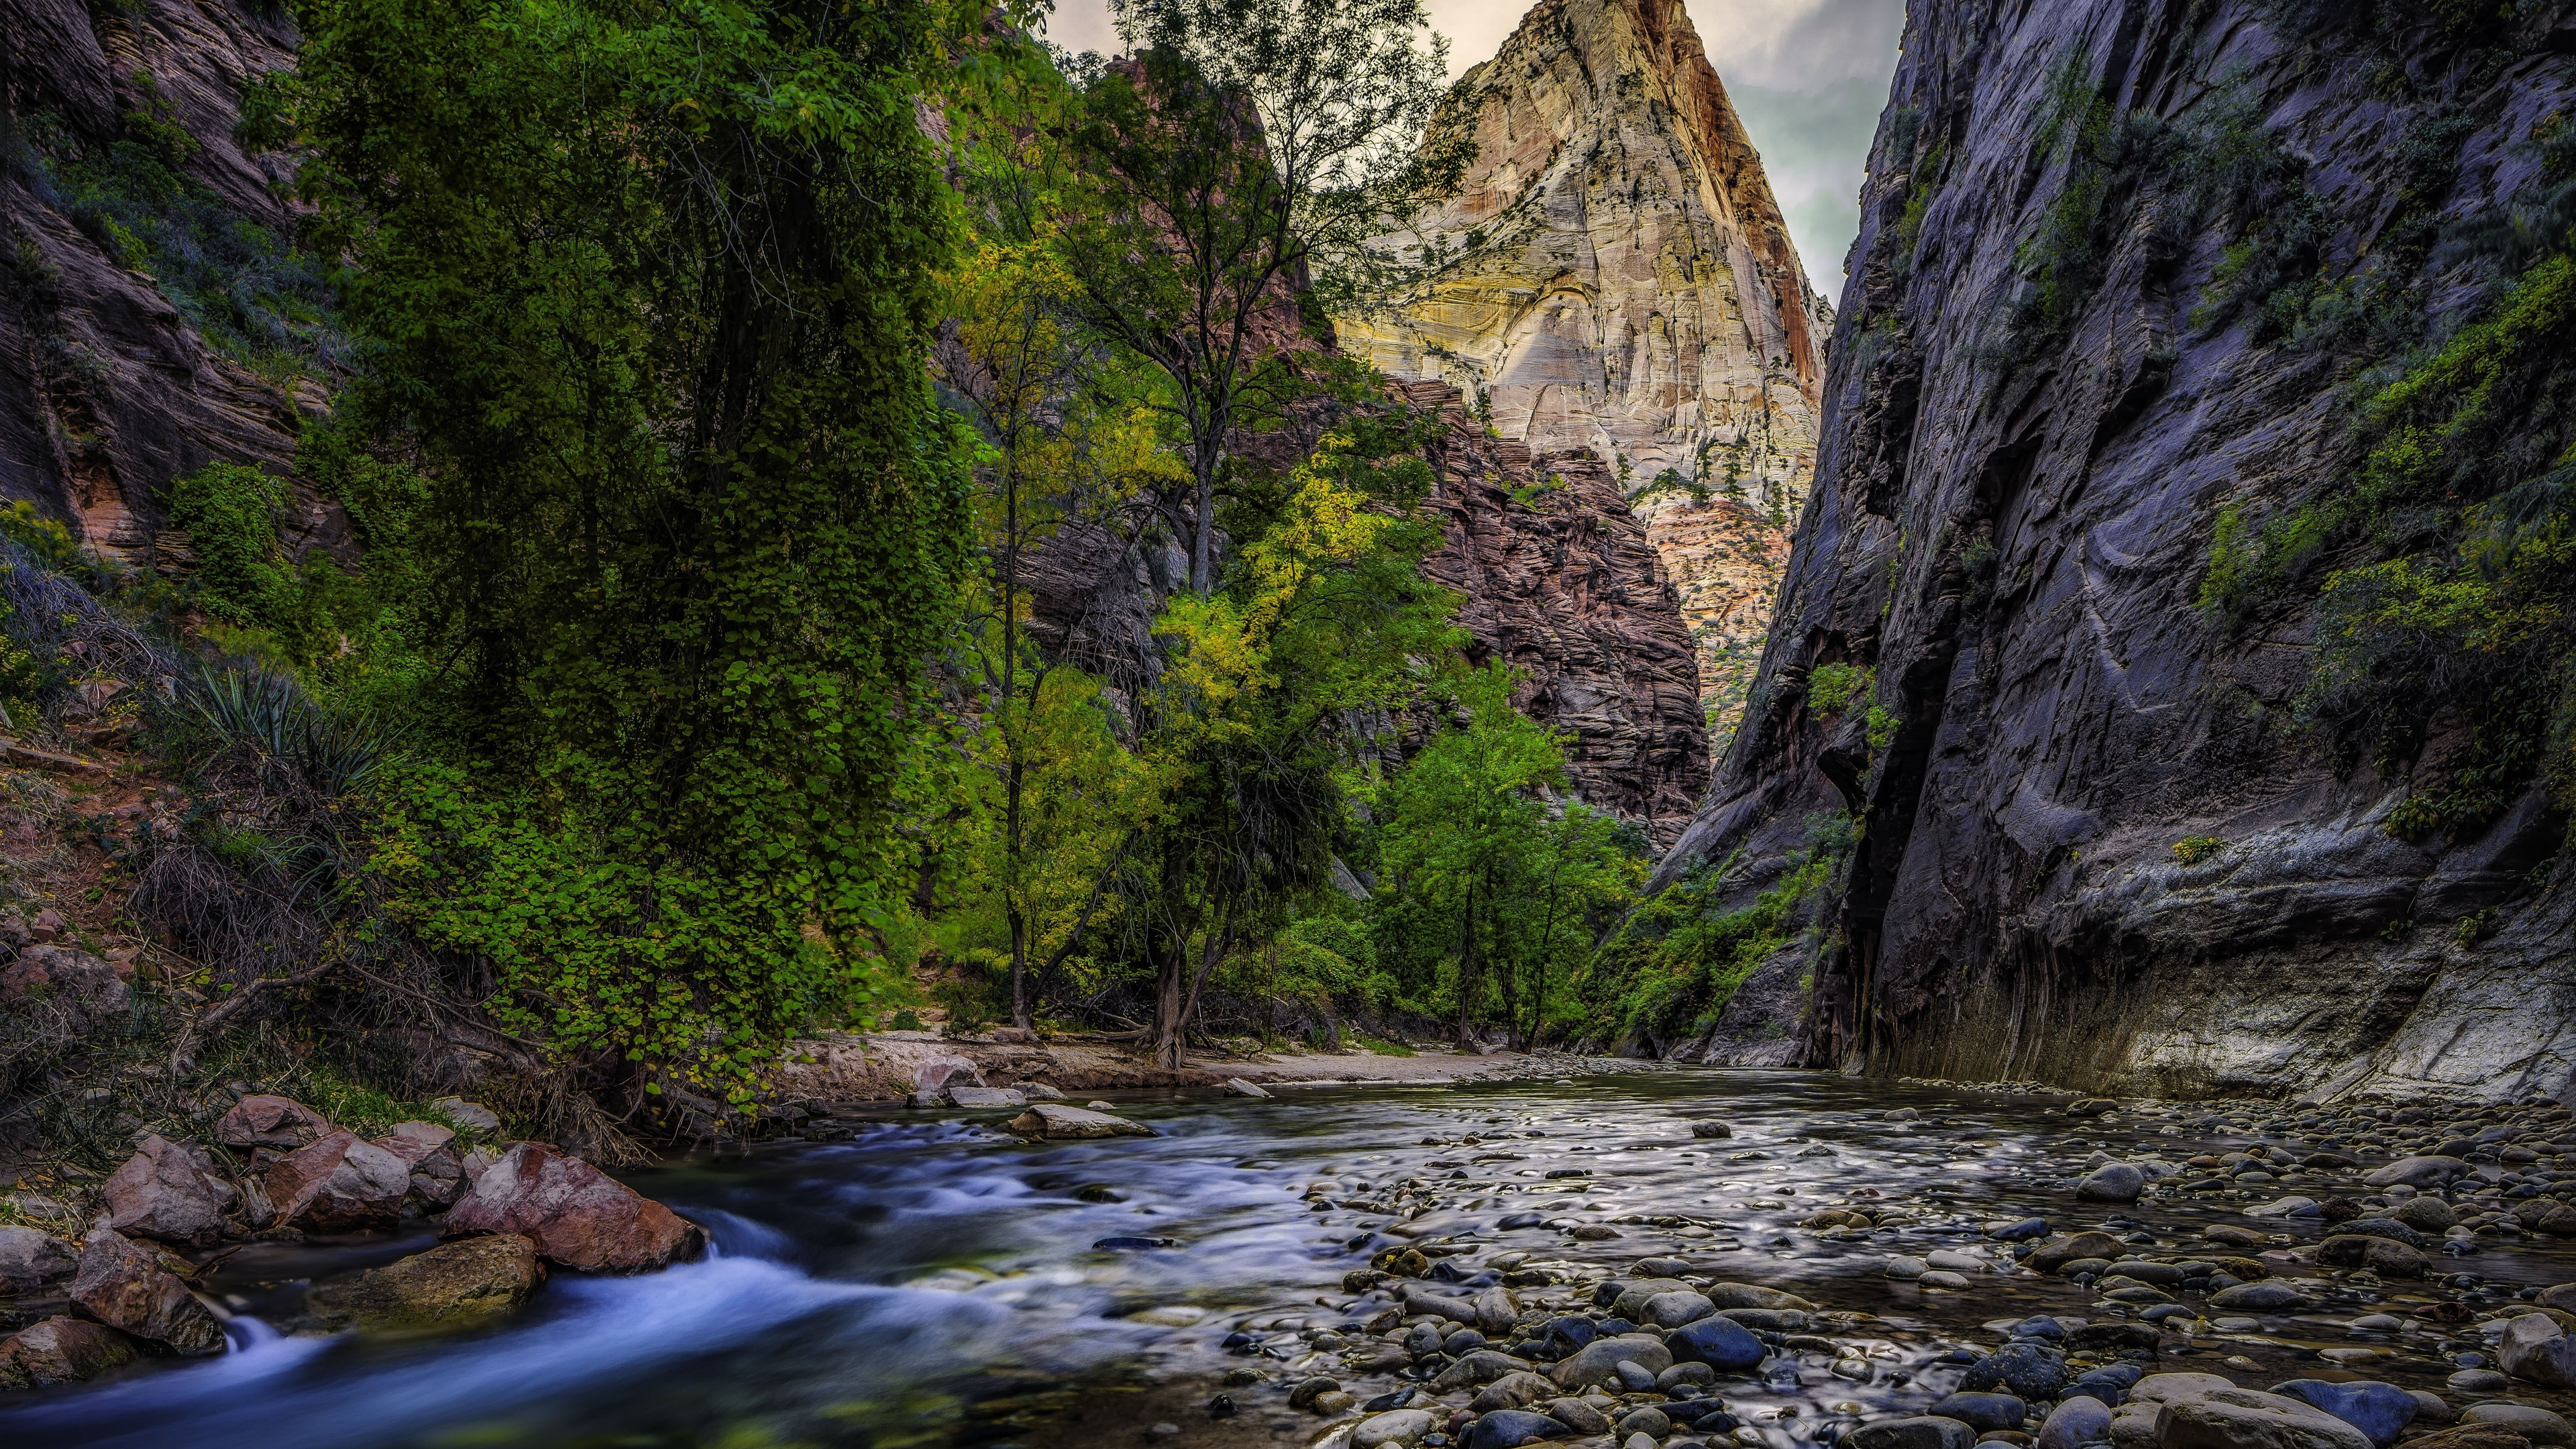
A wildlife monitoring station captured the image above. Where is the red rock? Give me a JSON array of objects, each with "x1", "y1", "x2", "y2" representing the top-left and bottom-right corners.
[
  {"x1": 264, "y1": 1129, "x2": 411, "y2": 1232},
  {"x1": 0, "y1": 1225, "x2": 79, "y2": 1293},
  {"x1": 0, "y1": 1316, "x2": 138, "y2": 1388},
  {"x1": 101, "y1": 1134, "x2": 237, "y2": 1249},
  {"x1": 372, "y1": 1120, "x2": 458, "y2": 1165},
  {"x1": 0, "y1": 944, "x2": 131, "y2": 1020},
  {"x1": 441, "y1": 1142, "x2": 704, "y2": 1273},
  {"x1": 67, "y1": 1230, "x2": 225, "y2": 1355},
  {"x1": 215, "y1": 1093, "x2": 331, "y2": 1148}
]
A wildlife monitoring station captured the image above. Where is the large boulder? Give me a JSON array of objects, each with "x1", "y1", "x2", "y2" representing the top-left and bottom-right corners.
[
  {"x1": 1005, "y1": 1104, "x2": 1155, "y2": 1140},
  {"x1": 305, "y1": 1234, "x2": 545, "y2": 1332},
  {"x1": 2499, "y1": 1313, "x2": 2576, "y2": 1387},
  {"x1": 101, "y1": 1135, "x2": 237, "y2": 1248},
  {"x1": 0, "y1": 1225, "x2": 79, "y2": 1293},
  {"x1": 1668, "y1": 1313, "x2": 1766, "y2": 1370},
  {"x1": 2154, "y1": 1386, "x2": 2375, "y2": 1449},
  {"x1": 2029, "y1": 1231, "x2": 2128, "y2": 1272},
  {"x1": 67, "y1": 1229, "x2": 225, "y2": 1355},
  {"x1": 1847, "y1": 1417, "x2": 1980, "y2": 1449},
  {"x1": 2268, "y1": 1381, "x2": 2418, "y2": 1446},
  {"x1": 215, "y1": 1093, "x2": 331, "y2": 1148},
  {"x1": 1548, "y1": 1332, "x2": 1671, "y2": 1389},
  {"x1": 266, "y1": 1129, "x2": 413, "y2": 1232},
  {"x1": 0, "y1": 1316, "x2": 138, "y2": 1389},
  {"x1": 2080, "y1": 1164, "x2": 2147, "y2": 1203},
  {"x1": 2362, "y1": 1157, "x2": 2469, "y2": 1190},
  {"x1": 0, "y1": 945, "x2": 131, "y2": 1026},
  {"x1": 1703, "y1": 1281, "x2": 1814, "y2": 1310},
  {"x1": 374, "y1": 1122, "x2": 468, "y2": 1212},
  {"x1": 441, "y1": 1142, "x2": 704, "y2": 1272}
]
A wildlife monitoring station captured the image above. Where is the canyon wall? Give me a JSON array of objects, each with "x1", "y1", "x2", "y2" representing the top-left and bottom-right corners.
[
  {"x1": 1339, "y1": 0, "x2": 1827, "y2": 744},
  {"x1": 1667, "y1": 0, "x2": 2576, "y2": 1102},
  {"x1": 1, "y1": 0, "x2": 349, "y2": 564}
]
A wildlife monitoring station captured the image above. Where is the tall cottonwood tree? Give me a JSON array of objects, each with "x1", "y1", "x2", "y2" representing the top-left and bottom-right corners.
[{"x1": 1059, "y1": 0, "x2": 1466, "y2": 597}]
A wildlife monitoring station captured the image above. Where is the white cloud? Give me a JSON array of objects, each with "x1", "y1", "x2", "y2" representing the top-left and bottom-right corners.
[{"x1": 1034, "y1": 0, "x2": 1904, "y2": 287}]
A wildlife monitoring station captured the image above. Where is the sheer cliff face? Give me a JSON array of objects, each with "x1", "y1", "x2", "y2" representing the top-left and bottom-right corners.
[
  {"x1": 1672, "y1": 0, "x2": 2576, "y2": 1102},
  {"x1": 1, "y1": 0, "x2": 346, "y2": 562},
  {"x1": 1338, "y1": 0, "x2": 1827, "y2": 742}
]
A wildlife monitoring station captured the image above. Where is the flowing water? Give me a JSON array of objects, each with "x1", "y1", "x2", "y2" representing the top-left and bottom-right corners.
[{"x1": 6, "y1": 1068, "x2": 2573, "y2": 1449}]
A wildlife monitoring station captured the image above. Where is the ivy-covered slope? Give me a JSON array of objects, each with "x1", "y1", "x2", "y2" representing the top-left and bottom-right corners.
[
  {"x1": 1657, "y1": 0, "x2": 2576, "y2": 1100},
  {"x1": 1, "y1": 0, "x2": 350, "y2": 564}
]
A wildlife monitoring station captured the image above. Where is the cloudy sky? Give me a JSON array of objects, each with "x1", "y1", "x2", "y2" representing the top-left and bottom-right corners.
[{"x1": 1040, "y1": 0, "x2": 1909, "y2": 292}]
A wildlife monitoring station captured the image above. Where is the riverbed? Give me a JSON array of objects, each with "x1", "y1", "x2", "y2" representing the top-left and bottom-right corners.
[{"x1": 5, "y1": 1068, "x2": 2573, "y2": 1449}]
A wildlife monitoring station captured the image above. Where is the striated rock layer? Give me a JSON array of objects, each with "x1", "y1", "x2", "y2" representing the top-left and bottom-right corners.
[
  {"x1": 1, "y1": 0, "x2": 350, "y2": 562},
  {"x1": 1340, "y1": 0, "x2": 1827, "y2": 741},
  {"x1": 1663, "y1": 0, "x2": 2576, "y2": 1099}
]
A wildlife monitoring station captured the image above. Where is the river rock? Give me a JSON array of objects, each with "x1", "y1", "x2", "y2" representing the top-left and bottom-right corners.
[
  {"x1": 912, "y1": 1056, "x2": 981, "y2": 1093},
  {"x1": 2461, "y1": 1406, "x2": 2575, "y2": 1446},
  {"x1": 2328, "y1": 1218, "x2": 2434, "y2": 1248},
  {"x1": 1463, "y1": 1409, "x2": 1567, "y2": 1449},
  {"x1": 1354, "y1": 1407, "x2": 1438, "y2": 1448},
  {"x1": 1705, "y1": 1281, "x2": 1814, "y2": 1310},
  {"x1": 1888, "y1": 1254, "x2": 1930, "y2": 1279},
  {"x1": 2394, "y1": 1198, "x2": 2459, "y2": 1232},
  {"x1": 1473, "y1": 1285, "x2": 1519, "y2": 1336},
  {"x1": 1638, "y1": 1288, "x2": 1715, "y2": 1328},
  {"x1": 1470, "y1": 1371, "x2": 1556, "y2": 1411},
  {"x1": 215, "y1": 1093, "x2": 331, "y2": 1148},
  {"x1": 1934, "y1": 1393, "x2": 2029, "y2": 1432},
  {"x1": 0, "y1": 1316, "x2": 138, "y2": 1389},
  {"x1": 1669, "y1": 1313, "x2": 1766, "y2": 1369},
  {"x1": 101, "y1": 1134, "x2": 237, "y2": 1249},
  {"x1": 373, "y1": 1120, "x2": 458, "y2": 1165},
  {"x1": 441, "y1": 1142, "x2": 704, "y2": 1272},
  {"x1": 1550, "y1": 1333, "x2": 1672, "y2": 1388},
  {"x1": 306, "y1": 1234, "x2": 545, "y2": 1332},
  {"x1": 2316, "y1": 1236, "x2": 2429, "y2": 1277},
  {"x1": 1546, "y1": 1397, "x2": 1610, "y2": 1434},
  {"x1": 66, "y1": 1228, "x2": 225, "y2": 1355},
  {"x1": 2363, "y1": 1157, "x2": 2469, "y2": 1189},
  {"x1": 2156, "y1": 1387, "x2": 2376, "y2": 1449},
  {"x1": 2269, "y1": 1382, "x2": 2418, "y2": 1445},
  {"x1": 2080, "y1": 1164, "x2": 2147, "y2": 1202},
  {"x1": 944, "y1": 1086, "x2": 1026, "y2": 1109},
  {"x1": 1616, "y1": 1405, "x2": 1672, "y2": 1438},
  {"x1": 0, "y1": 1225, "x2": 80, "y2": 1293},
  {"x1": 1690, "y1": 1121, "x2": 1734, "y2": 1138},
  {"x1": 266, "y1": 1128, "x2": 412, "y2": 1232},
  {"x1": 2500, "y1": 1313, "x2": 2576, "y2": 1387},
  {"x1": 1968, "y1": 1343, "x2": 2067, "y2": 1399},
  {"x1": 1847, "y1": 1415, "x2": 1980, "y2": 1449},
  {"x1": 2041, "y1": 1396, "x2": 2116, "y2": 1449},
  {"x1": 1611, "y1": 1277, "x2": 1688, "y2": 1317},
  {"x1": 431, "y1": 1097, "x2": 504, "y2": 1135},
  {"x1": 2210, "y1": 1282, "x2": 2316, "y2": 1312},
  {"x1": 1222, "y1": 1077, "x2": 1270, "y2": 1097},
  {"x1": 1432, "y1": 1350, "x2": 1533, "y2": 1391},
  {"x1": 2029, "y1": 1231, "x2": 2127, "y2": 1272},
  {"x1": 1006, "y1": 1104, "x2": 1154, "y2": 1140}
]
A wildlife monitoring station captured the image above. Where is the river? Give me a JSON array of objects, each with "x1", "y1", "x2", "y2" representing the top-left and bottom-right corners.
[{"x1": 5, "y1": 1067, "x2": 2572, "y2": 1449}]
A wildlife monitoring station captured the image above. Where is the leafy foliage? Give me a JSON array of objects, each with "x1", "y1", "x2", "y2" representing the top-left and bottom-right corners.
[{"x1": 269, "y1": 0, "x2": 975, "y2": 1094}]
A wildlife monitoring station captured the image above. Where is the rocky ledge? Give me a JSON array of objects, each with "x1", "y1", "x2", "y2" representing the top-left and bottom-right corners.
[{"x1": 0, "y1": 1089, "x2": 702, "y2": 1391}]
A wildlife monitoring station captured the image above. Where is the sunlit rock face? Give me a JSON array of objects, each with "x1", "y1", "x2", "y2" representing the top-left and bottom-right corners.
[{"x1": 1340, "y1": 0, "x2": 1830, "y2": 744}]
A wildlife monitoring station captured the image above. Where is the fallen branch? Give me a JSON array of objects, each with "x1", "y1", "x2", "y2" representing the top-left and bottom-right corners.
[{"x1": 167, "y1": 957, "x2": 341, "y2": 1074}]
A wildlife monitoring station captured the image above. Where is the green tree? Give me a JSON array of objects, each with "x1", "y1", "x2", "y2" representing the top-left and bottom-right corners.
[
  {"x1": 1367, "y1": 662, "x2": 1638, "y2": 1044},
  {"x1": 1059, "y1": 0, "x2": 1464, "y2": 596},
  {"x1": 274, "y1": 0, "x2": 972, "y2": 1093},
  {"x1": 1124, "y1": 419, "x2": 1460, "y2": 1067}
]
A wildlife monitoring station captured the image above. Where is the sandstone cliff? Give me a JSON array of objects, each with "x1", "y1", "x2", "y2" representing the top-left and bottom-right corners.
[
  {"x1": 1340, "y1": 0, "x2": 1827, "y2": 743},
  {"x1": 1663, "y1": 0, "x2": 2576, "y2": 1102},
  {"x1": 1, "y1": 0, "x2": 347, "y2": 563}
]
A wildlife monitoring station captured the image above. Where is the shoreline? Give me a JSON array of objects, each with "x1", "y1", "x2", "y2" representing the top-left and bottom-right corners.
[{"x1": 772, "y1": 1032, "x2": 1712, "y2": 1107}]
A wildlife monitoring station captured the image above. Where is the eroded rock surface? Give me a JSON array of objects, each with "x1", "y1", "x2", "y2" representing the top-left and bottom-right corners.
[
  {"x1": 1652, "y1": 0, "x2": 2576, "y2": 1099},
  {"x1": 441, "y1": 1142, "x2": 703, "y2": 1272},
  {"x1": 1343, "y1": 0, "x2": 1827, "y2": 739}
]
